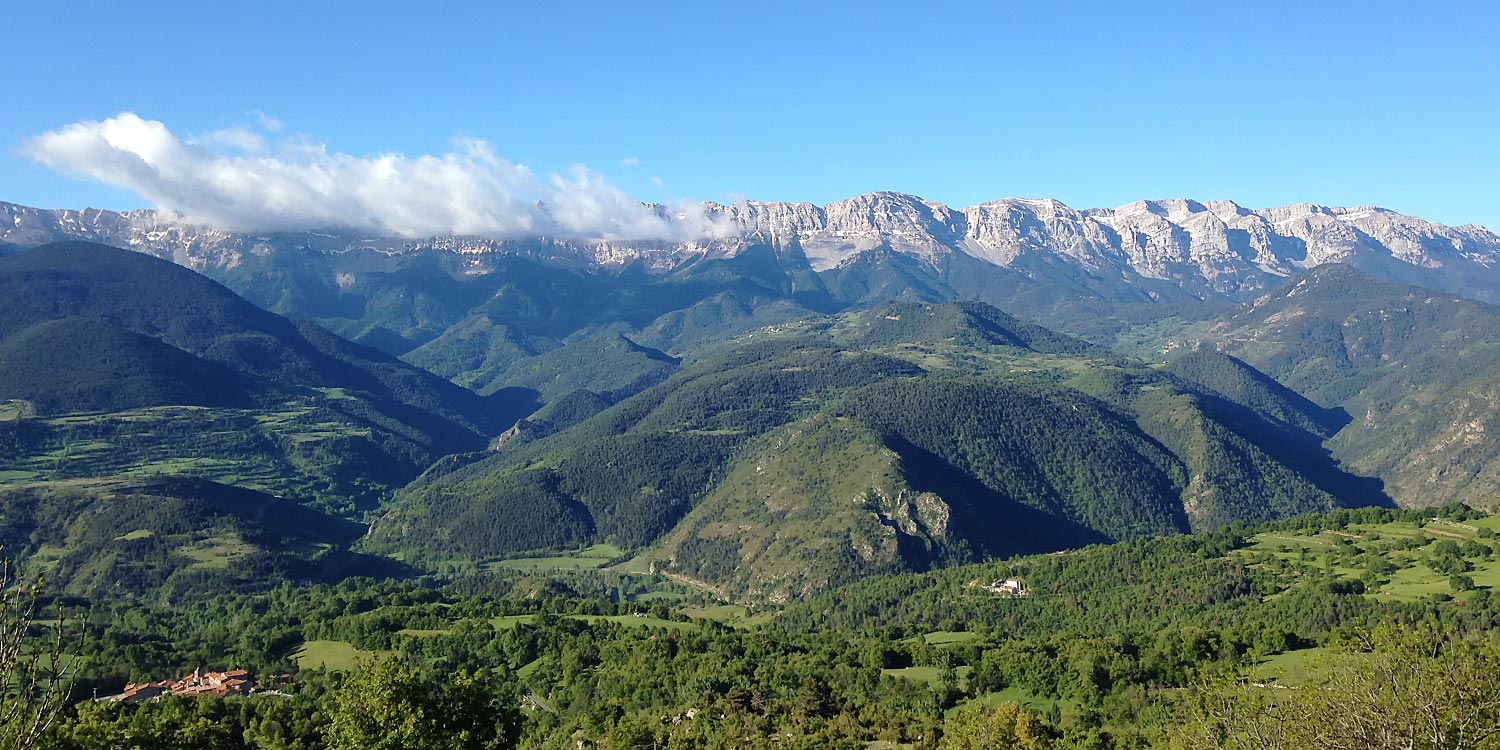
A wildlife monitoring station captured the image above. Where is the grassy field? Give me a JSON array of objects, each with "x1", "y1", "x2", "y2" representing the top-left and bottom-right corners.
[
  {"x1": 176, "y1": 535, "x2": 257, "y2": 570},
  {"x1": 516, "y1": 659, "x2": 543, "y2": 679},
  {"x1": 882, "y1": 665, "x2": 973, "y2": 686},
  {"x1": 907, "y1": 631, "x2": 984, "y2": 647},
  {"x1": 611, "y1": 553, "x2": 655, "y2": 576},
  {"x1": 1251, "y1": 647, "x2": 1332, "y2": 686},
  {"x1": 576, "y1": 614, "x2": 698, "y2": 631},
  {"x1": 292, "y1": 640, "x2": 383, "y2": 672},
  {"x1": 482, "y1": 543, "x2": 627, "y2": 572},
  {"x1": 491, "y1": 615, "x2": 540, "y2": 630},
  {"x1": 633, "y1": 590, "x2": 685, "y2": 603},
  {"x1": 851, "y1": 338, "x2": 1105, "y2": 386},
  {"x1": 680, "y1": 604, "x2": 745, "y2": 620},
  {"x1": 1104, "y1": 317, "x2": 1216, "y2": 362},
  {"x1": 961, "y1": 687, "x2": 1082, "y2": 720},
  {"x1": 0, "y1": 400, "x2": 34, "y2": 422},
  {"x1": 680, "y1": 604, "x2": 776, "y2": 628},
  {"x1": 1230, "y1": 513, "x2": 1500, "y2": 604},
  {"x1": 485, "y1": 612, "x2": 698, "y2": 632}
]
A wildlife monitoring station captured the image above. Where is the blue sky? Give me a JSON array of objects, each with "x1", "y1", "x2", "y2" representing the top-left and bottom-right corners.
[{"x1": 5, "y1": 0, "x2": 1498, "y2": 230}]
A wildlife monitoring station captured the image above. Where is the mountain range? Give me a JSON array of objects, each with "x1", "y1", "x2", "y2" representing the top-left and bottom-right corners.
[
  {"x1": 4, "y1": 187, "x2": 1500, "y2": 603},
  {"x1": 6, "y1": 192, "x2": 1498, "y2": 307}
]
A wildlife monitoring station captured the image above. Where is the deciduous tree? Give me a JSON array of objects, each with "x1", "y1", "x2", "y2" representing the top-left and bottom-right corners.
[
  {"x1": 1173, "y1": 625, "x2": 1500, "y2": 750},
  {"x1": 1, "y1": 555, "x2": 78, "y2": 750}
]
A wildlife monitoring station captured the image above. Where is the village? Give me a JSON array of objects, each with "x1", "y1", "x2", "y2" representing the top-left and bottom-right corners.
[{"x1": 100, "y1": 668, "x2": 288, "y2": 703}]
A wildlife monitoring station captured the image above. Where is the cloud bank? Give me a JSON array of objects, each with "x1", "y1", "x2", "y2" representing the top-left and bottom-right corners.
[{"x1": 21, "y1": 113, "x2": 729, "y2": 242}]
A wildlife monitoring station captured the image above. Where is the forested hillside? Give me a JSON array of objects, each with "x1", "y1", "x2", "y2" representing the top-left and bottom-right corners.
[
  {"x1": 1194, "y1": 264, "x2": 1500, "y2": 509},
  {"x1": 366, "y1": 342, "x2": 923, "y2": 567},
  {"x1": 0, "y1": 243, "x2": 535, "y2": 596},
  {"x1": 234, "y1": 243, "x2": 835, "y2": 400},
  {"x1": 0, "y1": 245, "x2": 1414, "y2": 608},
  {"x1": 0, "y1": 245, "x2": 533, "y2": 517},
  {"x1": 0, "y1": 242, "x2": 532, "y2": 436},
  {"x1": 0, "y1": 317, "x2": 267, "y2": 414},
  {"x1": 0, "y1": 477, "x2": 391, "y2": 600},
  {"x1": 370, "y1": 300, "x2": 1379, "y2": 600},
  {"x1": 23, "y1": 505, "x2": 1500, "y2": 749}
]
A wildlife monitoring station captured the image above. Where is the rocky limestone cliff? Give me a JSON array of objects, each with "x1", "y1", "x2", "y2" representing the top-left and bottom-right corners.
[{"x1": 6, "y1": 193, "x2": 1498, "y2": 303}]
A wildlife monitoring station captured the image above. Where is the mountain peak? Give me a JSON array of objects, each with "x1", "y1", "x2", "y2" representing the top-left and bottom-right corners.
[{"x1": 5, "y1": 194, "x2": 1499, "y2": 305}]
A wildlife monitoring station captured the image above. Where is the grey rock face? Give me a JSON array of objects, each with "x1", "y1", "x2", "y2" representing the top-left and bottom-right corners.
[{"x1": 6, "y1": 193, "x2": 1498, "y2": 303}]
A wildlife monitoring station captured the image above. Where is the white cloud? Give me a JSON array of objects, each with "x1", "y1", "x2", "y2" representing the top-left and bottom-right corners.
[
  {"x1": 201, "y1": 127, "x2": 266, "y2": 153},
  {"x1": 620, "y1": 156, "x2": 640, "y2": 166},
  {"x1": 252, "y1": 111, "x2": 285, "y2": 132},
  {"x1": 21, "y1": 113, "x2": 730, "y2": 242}
]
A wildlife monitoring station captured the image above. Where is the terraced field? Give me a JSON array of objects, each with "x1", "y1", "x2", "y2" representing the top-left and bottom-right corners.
[
  {"x1": 0, "y1": 399, "x2": 35, "y2": 422},
  {"x1": 0, "y1": 396, "x2": 431, "y2": 511}
]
